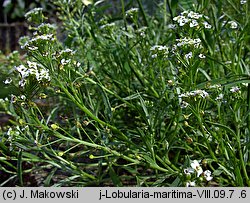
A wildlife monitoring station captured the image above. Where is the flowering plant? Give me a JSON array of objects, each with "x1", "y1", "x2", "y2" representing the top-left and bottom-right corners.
[{"x1": 0, "y1": 0, "x2": 249, "y2": 187}]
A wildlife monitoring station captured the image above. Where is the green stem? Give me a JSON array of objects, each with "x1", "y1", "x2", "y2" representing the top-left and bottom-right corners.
[
  {"x1": 236, "y1": 127, "x2": 250, "y2": 186},
  {"x1": 56, "y1": 78, "x2": 131, "y2": 143},
  {"x1": 135, "y1": 0, "x2": 149, "y2": 26},
  {"x1": 247, "y1": 84, "x2": 250, "y2": 138},
  {"x1": 52, "y1": 128, "x2": 172, "y2": 173}
]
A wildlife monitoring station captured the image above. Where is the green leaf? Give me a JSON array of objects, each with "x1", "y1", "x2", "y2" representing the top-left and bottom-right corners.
[
  {"x1": 22, "y1": 152, "x2": 42, "y2": 162},
  {"x1": 179, "y1": 0, "x2": 195, "y2": 10},
  {"x1": 138, "y1": 93, "x2": 150, "y2": 126},
  {"x1": 143, "y1": 154, "x2": 158, "y2": 168},
  {"x1": 170, "y1": 0, "x2": 179, "y2": 17},
  {"x1": 235, "y1": 166, "x2": 244, "y2": 186},
  {"x1": 217, "y1": 164, "x2": 235, "y2": 180},
  {"x1": 170, "y1": 176, "x2": 181, "y2": 186},
  {"x1": 17, "y1": 149, "x2": 23, "y2": 186},
  {"x1": 197, "y1": 68, "x2": 211, "y2": 81},
  {"x1": 205, "y1": 121, "x2": 237, "y2": 138},
  {"x1": 44, "y1": 168, "x2": 57, "y2": 187},
  {"x1": 108, "y1": 165, "x2": 123, "y2": 186},
  {"x1": 123, "y1": 93, "x2": 140, "y2": 100}
]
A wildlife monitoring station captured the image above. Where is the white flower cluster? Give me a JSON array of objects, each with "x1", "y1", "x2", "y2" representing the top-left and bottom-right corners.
[
  {"x1": 55, "y1": 48, "x2": 75, "y2": 61},
  {"x1": 0, "y1": 97, "x2": 9, "y2": 106},
  {"x1": 230, "y1": 86, "x2": 240, "y2": 93},
  {"x1": 100, "y1": 23, "x2": 116, "y2": 30},
  {"x1": 173, "y1": 11, "x2": 212, "y2": 29},
  {"x1": 150, "y1": 45, "x2": 169, "y2": 58},
  {"x1": 241, "y1": 0, "x2": 247, "y2": 4},
  {"x1": 24, "y1": 8, "x2": 43, "y2": 19},
  {"x1": 228, "y1": 21, "x2": 238, "y2": 29},
  {"x1": 20, "y1": 34, "x2": 56, "y2": 51},
  {"x1": 61, "y1": 59, "x2": 71, "y2": 65},
  {"x1": 168, "y1": 24, "x2": 177, "y2": 30},
  {"x1": 184, "y1": 160, "x2": 213, "y2": 187},
  {"x1": 180, "y1": 101, "x2": 189, "y2": 109},
  {"x1": 31, "y1": 34, "x2": 55, "y2": 42},
  {"x1": 10, "y1": 94, "x2": 26, "y2": 103},
  {"x1": 222, "y1": 20, "x2": 238, "y2": 29},
  {"x1": 172, "y1": 38, "x2": 205, "y2": 60},
  {"x1": 37, "y1": 23, "x2": 57, "y2": 34},
  {"x1": 198, "y1": 53, "x2": 206, "y2": 59},
  {"x1": 59, "y1": 48, "x2": 75, "y2": 56},
  {"x1": 37, "y1": 23, "x2": 56, "y2": 30},
  {"x1": 3, "y1": 78, "x2": 12, "y2": 85},
  {"x1": 179, "y1": 89, "x2": 209, "y2": 99},
  {"x1": 185, "y1": 52, "x2": 193, "y2": 59},
  {"x1": 209, "y1": 84, "x2": 222, "y2": 90},
  {"x1": 176, "y1": 37, "x2": 202, "y2": 48},
  {"x1": 15, "y1": 61, "x2": 50, "y2": 87},
  {"x1": 136, "y1": 26, "x2": 147, "y2": 38},
  {"x1": 125, "y1": 8, "x2": 139, "y2": 18},
  {"x1": 215, "y1": 93, "x2": 224, "y2": 101}
]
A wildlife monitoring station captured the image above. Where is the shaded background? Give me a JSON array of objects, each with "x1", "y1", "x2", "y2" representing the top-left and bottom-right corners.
[{"x1": 0, "y1": 0, "x2": 163, "y2": 54}]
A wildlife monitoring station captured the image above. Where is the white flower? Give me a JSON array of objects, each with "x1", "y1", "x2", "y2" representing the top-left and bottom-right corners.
[
  {"x1": 7, "y1": 127, "x2": 13, "y2": 136},
  {"x1": 76, "y1": 62, "x2": 81, "y2": 67},
  {"x1": 19, "y1": 79, "x2": 26, "y2": 87},
  {"x1": 190, "y1": 19, "x2": 198, "y2": 27},
  {"x1": 203, "y1": 170, "x2": 213, "y2": 181},
  {"x1": 209, "y1": 84, "x2": 222, "y2": 89},
  {"x1": 215, "y1": 93, "x2": 224, "y2": 101},
  {"x1": 180, "y1": 101, "x2": 189, "y2": 109},
  {"x1": 24, "y1": 8, "x2": 43, "y2": 18},
  {"x1": 15, "y1": 62, "x2": 50, "y2": 87},
  {"x1": 186, "y1": 181, "x2": 196, "y2": 187},
  {"x1": 176, "y1": 37, "x2": 202, "y2": 48},
  {"x1": 150, "y1": 45, "x2": 168, "y2": 52},
  {"x1": 27, "y1": 61, "x2": 38, "y2": 69},
  {"x1": 184, "y1": 167, "x2": 194, "y2": 175},
  {"x1": 174, "y1": 11, "x2": 211, "y2": 29},
  {"x1": 61, "y1": 58, "x2": 71, "y2": 65},
  {"x1": 179, "y1": 89, "x2": 209, "y2": 98},
  {"x1": 240, "y1": 0, "x2": 247, "y2": 4},
  {"x1": 179, "y1": 17, "x2": 189, "y2": 26},
  {"x1": 185, "y1": 52, "x2": 193, "y2": 59},
  {"x1": 193, "y1": 38, "x2": 202, "y2": 48},
  {"x1": 151, "y1": 54, "x2": 158, "y2": 58},
  {"x1": 225, "y1": 60, "x2": 232, "y2": 64},
  {"x1": 191, "y1": 160, "x2": 203, "y2": 177},
  {"x1": 37, "y1": 23, "x2": 57, "y2": 33},
  {"x1": 125, "y1": 8, "x2": 139, "y2": 17},
  {"x1": 20, "y1": 95, "x2": 26, "y2": 100},
  {"x1": 168, "y1": 24, "x2": 177, "y2": 29},
  {"x1": 36, "y1": 68, "x2": 50, "y2": 82},
  {"x1": 190, "y1": 90, "x2": 209, "y2": 98},
  {"x1": 10, "y1": 94, "x2": 17, "y2": 103},
  {"x1": 203, "y1": 22, "x2": 212, "y2": 29},
  {"x1": 173, "y1": 15, "x2": 189, "y2": 26},
  {"x1": 4, "y1": 78, "x2": 12, "y2": 84},
  {"x1": 15, "y1": 65, "x2": 29, "y2": 78},
  {"x1": 59, "y1": 48, "x2": 75, "y2": 56},
  {"x1": 230, "y1": 86, "x2": 240, "y2": 93},
  {"x1": 187, "y1": 11, "x2": 202, "y2": 19},
  {"x1": 229, "y1": 21, "x2": 237, "y2": 29},
  {"x1": 21, "y1": 125, "x2": 29, "y2": 131},
  {"x1": 100, "y1": 23, "x2": 115, "y2": 29},
  {"x1": 150, "y1": 45, "x2": 169, "y2": 58},
  {"x1": 199, "y1": 53, "x2": 206, "y2": 59},
  {"x1": 27, "y1": 46, "x2": 38, "y2": 51},
  {"x1": 36, "y1": 34, "x2": 54, "y2": 41}
]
